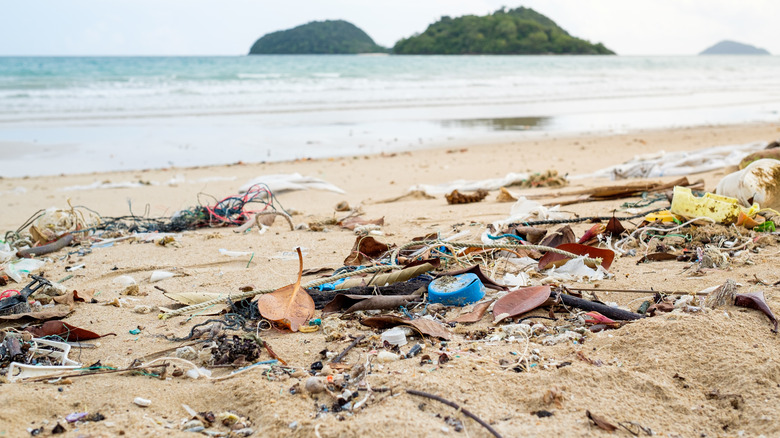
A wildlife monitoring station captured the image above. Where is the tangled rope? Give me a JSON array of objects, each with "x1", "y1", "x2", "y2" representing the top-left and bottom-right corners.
[
  {"x1": 161, "y1": 240, "x2": 603, "y2": 320},
  {"x1": 159, "y1": 265, "x2": 394, "y2": 319},
  {"x1": 511, "y1": 207, "x2": 665, "y2": 226},
  {"x1": 99, "y1": 184, "x2": 289, "y2": 233}
]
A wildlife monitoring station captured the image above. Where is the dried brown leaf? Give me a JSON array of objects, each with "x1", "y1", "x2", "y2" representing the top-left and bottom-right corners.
[
  {"x1": 492, "y1": 286, "x2": 551, "y2": 323},
  {"x1": 448, "y1": 300, "x2": 494, "y2": 324},
  {"x1": 344, "y1": 236, "x2": 392, "y2": 266},
  {"x1": 539, "y1": 225, "x2": 575, "y2": 249},
  {"x1": 255, "y1": 248, "x2": 315, "y2": 332},
  {"x1": 586, "y1": 410, "x2": 617, "y2": 432},
  {"x1": 637, "y1": 252, "x2": 679, "y2": 264},
  {"x1": 605, "y1": 215, "x2": 626, "y2": 237},
  {"x1": 360, "y1": 315, "x2": 451, "y2": 340}
]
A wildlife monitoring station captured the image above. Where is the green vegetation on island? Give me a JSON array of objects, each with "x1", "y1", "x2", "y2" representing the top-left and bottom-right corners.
[
  {"x1": 699, "y1": 40, "x2": 770, "y2": 55},
  {"x1": 393, "y1": 7, "x2": 614, "y2": 55},
  {"x1": 249, "y1": 20, "x2": 387, "y2": 55}
]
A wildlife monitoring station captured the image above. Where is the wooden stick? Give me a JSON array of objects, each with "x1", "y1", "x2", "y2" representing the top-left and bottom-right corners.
[
  {"x1": 568, "y1": 287, "x2": 707, "y2": 296},
  {"x1": 24, "y1": 363, "x2": 169, "y2": 382},
  {"x1": 331, "y1": 335, "x2": 365, "y2": 364},
  {"x1": 406, "y1": 389, "x2": 503, "y2": 438}
]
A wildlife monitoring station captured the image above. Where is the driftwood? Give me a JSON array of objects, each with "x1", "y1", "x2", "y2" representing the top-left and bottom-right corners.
[
  {"x1": 555, "y1": 292, "x2": 644, "y2": 321},
  {"x1": 524, "y1": 177, "x2": 703, "y2": 206}
]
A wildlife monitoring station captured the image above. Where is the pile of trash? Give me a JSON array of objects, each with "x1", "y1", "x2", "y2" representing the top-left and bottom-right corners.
[{"x1": 2, "y1": 157, "x2": 780, "y2": 436}]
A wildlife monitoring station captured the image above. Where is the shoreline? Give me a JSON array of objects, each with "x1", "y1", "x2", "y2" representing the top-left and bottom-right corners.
[
  {"x1": 2, "y1": 121, "x2": 777, "y2": 232},
  {"x1": 2, "y1": 120, "x2": 777, "y2": 178},
  {"x1": 2, "y1": 119, "x2": 779, "y2": 180}
]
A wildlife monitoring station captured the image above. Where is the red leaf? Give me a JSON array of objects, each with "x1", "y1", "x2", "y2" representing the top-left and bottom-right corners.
[
  {"x1": 584, "y1": 311, "x2": 620, "y2": 328},
  {"x1": 492, "y1": 286, "x2": 551, "y2": 323},
  {"x1": 735, "y1": 291, "x2": 778, "y2": 333},
  {"x1": 24, "y1": 321, "x2": 115, "y2": 341},
  {"x1": 577, "y1": 224, "x2": 606, "y2": 244}
]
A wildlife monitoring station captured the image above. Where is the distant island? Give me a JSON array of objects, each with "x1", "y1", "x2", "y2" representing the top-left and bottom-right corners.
[
  {"x1": 393, "y1": 7, "x2": 614, "y2": 55},
  {"x1": 699, "y1": 40, "x2": 770, "y2": 55},
  {"x1": 249, "y1": 20, "x2": 387, "y2": 54}
]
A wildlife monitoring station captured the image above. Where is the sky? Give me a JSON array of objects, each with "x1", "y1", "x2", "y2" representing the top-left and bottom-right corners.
[{"x1": 1, "y1": 0, "x2": 778, "y2": 56}]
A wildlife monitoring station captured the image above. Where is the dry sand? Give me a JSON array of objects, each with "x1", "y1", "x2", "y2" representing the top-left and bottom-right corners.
[{"x1": 2, "y1": 122, "x2": 780, "y2": 438}]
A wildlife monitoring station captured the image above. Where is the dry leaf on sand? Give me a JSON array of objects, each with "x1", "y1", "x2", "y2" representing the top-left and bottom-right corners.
[
  {"x1": 344, "y1": 236, "x2": 392, "y2": 266},
  {"x1": 492, "y1": 286, "x2": 551, "y2": 323},
  {"x1": 735, "y1": 291, "x2": 778, "y2": 332},
  {"x1": 25, "y1": 321, "x2": 116, "y2": 342},
  {"x1": 361, "y1": 315, "x2": 451, "y2": 340},
  {"x1": 586, "y1": 410, "x2": 618, "y2": 432},
  {"x1": 255, "y1": 248, "x2": 315, "y2": 332},
  {"x1": 448, "y1": 300, "x2": 494, "y2": 324}
]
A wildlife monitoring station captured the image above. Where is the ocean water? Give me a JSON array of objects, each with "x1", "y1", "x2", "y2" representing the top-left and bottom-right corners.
[{"x1": 1, "y1": 55, "x2": 780, "y2": 177}]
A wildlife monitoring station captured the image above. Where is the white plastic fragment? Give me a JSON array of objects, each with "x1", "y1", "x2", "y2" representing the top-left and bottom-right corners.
[
  {"x1": 716, "y1": 158, "x2": 780, "y2": 209},
  {"x1": 219, "y1": 248, "x2": 253, "y2": 257},
  {"x1": 133, "y1": 397, "x2": 151, "y2": 407},
  {"x1": 185, "y1": 367, "x2": 212, "y2": 379},
  {"x1": 376, "y1": 351, "x2": 400, "y2": 363},
  {"x1": 112, "y1": 275, "x2": 136, "y2": 287},
  {"x1": 149, "y1": 270, "x2": 174, "y2": 282},
  {"x1": 380, "y1": 327, "x2": 408, "y2": 347},
  {"x1": 4, "y1": 259, "x2": 46, "y2": 282}
]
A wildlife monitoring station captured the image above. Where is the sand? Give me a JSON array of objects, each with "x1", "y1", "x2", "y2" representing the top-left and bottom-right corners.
[{"x1": 2, "y1": 122, "x2": 780, "y2": 438}]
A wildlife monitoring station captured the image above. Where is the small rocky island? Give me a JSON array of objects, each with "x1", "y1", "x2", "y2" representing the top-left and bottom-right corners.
[
  {"x1": 249, "y1": 20, "x2": 387, "y2": 55},
  {"x1": 699, "y1": 40, "x2": 770, "y2": 55},
  {"x1": 393, "y1": 7, "x2": 614, "y2": 55}
]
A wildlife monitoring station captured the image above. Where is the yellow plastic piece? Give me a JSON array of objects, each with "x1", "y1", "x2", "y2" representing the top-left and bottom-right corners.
[
  {"x1": 670, "y1": 186, "x2": 756, "y2": 225},
  {"x1": 643, "y1": 210, "x2": 682, "y2": 223}
]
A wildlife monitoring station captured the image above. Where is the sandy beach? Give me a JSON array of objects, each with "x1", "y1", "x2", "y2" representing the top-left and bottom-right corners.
[{"x1": 2, "y1": 121, "x2": 780, "y2": 437}]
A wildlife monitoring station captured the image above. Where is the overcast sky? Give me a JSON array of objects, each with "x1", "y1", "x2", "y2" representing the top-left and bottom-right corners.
[{"x1": 1, "y1": 0, "x2": 777, "y2": 56}]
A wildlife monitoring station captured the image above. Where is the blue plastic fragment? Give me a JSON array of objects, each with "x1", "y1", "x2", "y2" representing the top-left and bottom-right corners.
[{"x1": 427, "y1": 273, "x2": 485, "y2": 306}]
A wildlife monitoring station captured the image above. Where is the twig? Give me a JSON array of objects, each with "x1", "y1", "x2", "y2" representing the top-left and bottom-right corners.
[
  {"x1": 406, "y1": 389, "x2": 503, "y2": 438},
  {"x1": 331, "y1": 335, "x2": 365, "y2": 364},
  {"x1": 24, "y1": 363, "x2": 169, "y2": 382},
  {"x1": 568, "y1": 287, "x2": 707, "y2": 296}
]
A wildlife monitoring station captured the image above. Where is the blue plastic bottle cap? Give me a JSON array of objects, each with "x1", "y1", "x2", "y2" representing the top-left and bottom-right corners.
[{"x1": 427, "y1": 273, "x2": 486, "y2": 306}]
